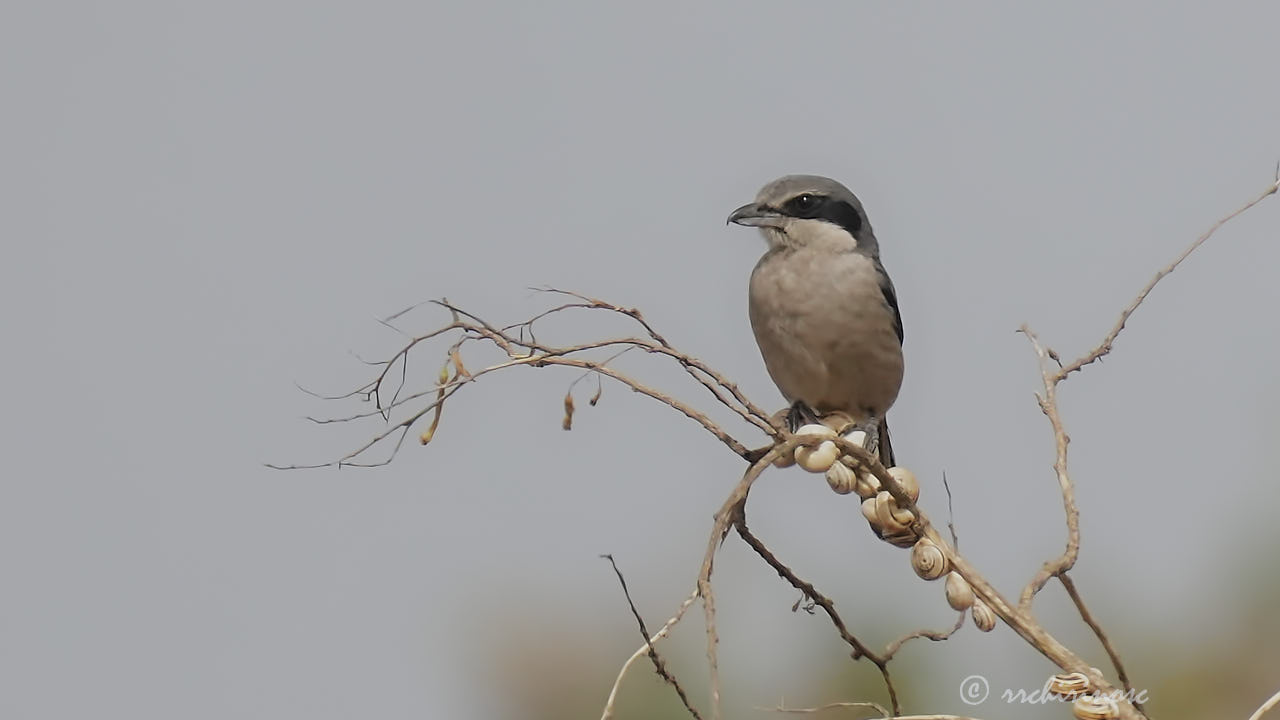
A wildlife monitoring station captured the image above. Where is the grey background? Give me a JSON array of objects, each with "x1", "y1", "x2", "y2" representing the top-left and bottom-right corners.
[{"x1": 3, "y1": 2, "x2": 1279, "y2": 719}]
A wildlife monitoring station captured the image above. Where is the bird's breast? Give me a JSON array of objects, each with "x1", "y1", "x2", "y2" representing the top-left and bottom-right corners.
[{"x1": 748, "y1": 250, "x2": 904, "y2": 420}]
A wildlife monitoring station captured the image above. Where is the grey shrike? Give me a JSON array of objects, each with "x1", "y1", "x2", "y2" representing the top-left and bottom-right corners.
[{"x1": 728, "y1": 175, "x2": 903, "y2": 467}]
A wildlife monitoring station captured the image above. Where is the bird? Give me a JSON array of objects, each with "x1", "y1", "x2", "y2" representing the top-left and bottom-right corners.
[{"x1": 727, "y1": 175, "x2": 903, "y2": 467}]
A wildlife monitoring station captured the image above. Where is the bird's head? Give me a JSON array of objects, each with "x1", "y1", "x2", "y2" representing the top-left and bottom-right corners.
[{"x1": 727, "y1": 175, "x2": 877, "y2": 254}]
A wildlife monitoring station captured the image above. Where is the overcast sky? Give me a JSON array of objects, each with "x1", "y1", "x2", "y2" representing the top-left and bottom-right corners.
[{"x1": 4, "y1": 3, "x2": 1280, "y2": 719}]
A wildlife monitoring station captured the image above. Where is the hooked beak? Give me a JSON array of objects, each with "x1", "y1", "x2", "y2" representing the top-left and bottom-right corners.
[{"x1": 726, "y1": 202, "x2": 785, "y2": 229}]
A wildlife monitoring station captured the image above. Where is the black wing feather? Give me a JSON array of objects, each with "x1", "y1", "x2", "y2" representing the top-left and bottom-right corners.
[{"x1": 876, "y1": 262, "x2": 904, "y2": 345}]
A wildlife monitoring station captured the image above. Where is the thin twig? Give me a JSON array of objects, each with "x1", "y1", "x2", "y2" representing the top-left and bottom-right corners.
[
  {"x1": 600, "y1": 590, "x2": 699, "y2": 720},
  {"x1": 733, "y1": 519, "x2": 878, "y2": 663},
  {"x1": 1059, "y1": 573, "x2": 1141, "y2": 714},
  {"x1": 1056, "y1": 176, "x2": 1279, "y2": 381},
  {"x1": 763, "y1": 700, "x2": 889, "y2": 716},
  {"x1": 1019, "y1": 176, "x2": 1279, "y2": 610},
  {"x1": 882, "y1": 611, "x2": 966, "y2": 661},
  {"x1": 696, "y1": 443, "x2": 791, "y2": 720},
  {"x1": 768, "y1": 704, "x2": 983, "y2": 720},
  {"x1": 601, "y1": 555, "x2": 702, "y2": 720},
  {"x1": 277, "y1": 340, "x2": 758, "y2": 466},
  {"x1": 941, "y1": 471, "x2": 959, "y2": 549},
  {"x1": 732, "y1": 515, "x2": 899, "y2": 714},
  {"x1": 532, "y1": 287, "x2": 673, "y2": 347},
  {"x1": 1016, "y1": 325, "x2": 1080, "y2": 610},
  {"x1": 1248, "y1": 688, "x2": 1280, "y2": 720},
  {"x1": 528, "y1": 288, "x2": 779, "y2": 437},
  {"x1": 915, "y1": 519, "x2": 1145, "y2": 720}
]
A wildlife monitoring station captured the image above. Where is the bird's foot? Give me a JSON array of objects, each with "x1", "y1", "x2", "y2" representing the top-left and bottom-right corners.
[
  {"x1": 850, "y1": 417, "x2": 882, "y2": 459},
  {"x1": 815, "y1": 412, "x2": 882, "y2": 460},
  {"x1": 785, "y1": 402, "x2": 822, "y2": 432},
  {"x1": 780, "y1": 404, "x2": 890, "y2": 466}
]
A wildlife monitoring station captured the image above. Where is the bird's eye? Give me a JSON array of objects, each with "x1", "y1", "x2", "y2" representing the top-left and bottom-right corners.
[{"x1": 787, "y1": 193, "x2": 819, "y2": 214}]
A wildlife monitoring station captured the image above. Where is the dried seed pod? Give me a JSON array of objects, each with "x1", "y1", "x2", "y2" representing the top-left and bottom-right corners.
[
  {"x1": 944, "y1": 572, "x2": 974, "y2": 610},
  {"x1": 1049, "y1": 672, "x2": 1092, "y2": 700},
  {"x1": 887, "y1": 466, "x2": 919, "y2": 502},
  {"x1": 910, "y1": 537, "x2": 948, "y2": 580},
  {"x1": 795, "y1": 440, "x2": 839, "y2": 473},
  {"x1": 1072, "y1": 695, "x2": 1118, "y2": 720},
  {"x1": 971, "y1": 598, "x2": 997, "y2": 632},
  {"x1": 825, "y1": 460, "x2": 857, "y2": 494}
]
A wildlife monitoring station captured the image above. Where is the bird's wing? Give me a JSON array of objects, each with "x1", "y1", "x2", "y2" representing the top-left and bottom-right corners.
[{"x1": 875, "y1": 261, "x2": 904, "y2": 345}]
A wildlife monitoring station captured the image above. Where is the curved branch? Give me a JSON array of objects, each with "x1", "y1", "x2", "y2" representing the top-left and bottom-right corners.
[
  {"x1": 1059, "y1": 573, "x2": 1140, "y2": 711},
  {"x1": 600, "y1": 590, "x2": 699, "y2": 720},
  {"x1": 881, "y1": 611, "x2": 966, "y2": 661},
  {"x1": 733, "y1": 517, "x2": 900, "y2": 714},
  {"x1": 1014, "y1": 175, "x2": 1278, "y2": 663},
  {"x1": 1249, "y1": 688, "x2": 1280, "y2": 720},
  {"x1": 696, "y1": 442, "x2": 793, "y2": 720},
  {"x1": 1057, "y1": 176, "x2": 1279, "y2": 381}
]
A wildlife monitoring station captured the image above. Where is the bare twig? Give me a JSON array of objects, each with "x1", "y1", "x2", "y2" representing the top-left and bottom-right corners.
[
  {"x1": 941, "y1": 471, "x2": 959, "y2": 549},
  {"x1": 531, "y1": 287, "x2": 673, "y2": 347},
  {"x1": 768, "y1": 704, "x2": 983, "y2": 720},
  {"x1": 1059, "y1": 572, "x2": 1140, "y2": 712},
  {"x1": 733, "y1": 516, "x2": 878, "y2": 661},
  {"x1": 1056, "y1": 177, "x2": 1279, "y2": 381},
  {"x1": 528, "y1": 287, "x2": 779, "y2": 437},
  {"x1": 918, "y1": 519, "x2": 1144, "y2": 720},
  {"x1": 696, "y1": 444, "x2": 791, "y2": 720},
  {"x1": 1248, "y1": 688, "x2": 1280, "y2": 720},
  {"x1": 601, "y1": 555, "x2": 702, "y2": 720},
  {"x1": 1018, "y1": 176, "x2": 1279, "y2": 612},
  {"x1": 1016, "y1": 324, "x2": 1081, "y2": 610},
  {"x1": 881, "y1": 611, "x2": 966, "y2": 661},
  {"x1": 747, "y1": 429, "x2": 1128, "y2": 712},
  {"x1": 763, "y1": 700, "x2": 889, "y2": 716},
  {"x1": 273, "y1": 295, "x2": 791, "y2": 469},
  {"x1": 731, "y1": 519, "x2": 896, "y2": 706},
  {"x1": 600, "y1": 590, "x2": 699, "y2": 720}
]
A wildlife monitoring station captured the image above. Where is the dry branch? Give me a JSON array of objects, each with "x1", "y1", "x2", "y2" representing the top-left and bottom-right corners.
[
  {"x1": 1059, "y1": 572, "x2": 1139, "y2": 710},
  {"x1": 1248, "y1": 689, "x2": 1280, "y2": 720},
  {"x1": 1019, "y1": 176, "x2": 1280, "y2": 611},
  {"x1": 601, "y1": 554, "x2": 702, "y2": 720},
  {"x1": 600, "y1": 590, "x2": 699, "y2": 720},
  {"x1": 768, "y1": 705, "x2": 981, "y2": 720}
]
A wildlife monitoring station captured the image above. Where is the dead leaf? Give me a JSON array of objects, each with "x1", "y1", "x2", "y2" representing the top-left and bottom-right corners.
[{"x1": 562, "y1": 392, "x2": 575, "y2": 431}]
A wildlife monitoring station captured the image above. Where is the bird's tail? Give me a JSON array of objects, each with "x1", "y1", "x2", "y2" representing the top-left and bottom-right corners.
[{"x1": 877, "y1": 417, "x2": 896, "y2": 468}]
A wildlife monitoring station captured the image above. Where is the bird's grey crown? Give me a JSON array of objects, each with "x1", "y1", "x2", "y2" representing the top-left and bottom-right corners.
[{"x1": 753, "y1": 175, "x2": 860, "y2": 207}]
